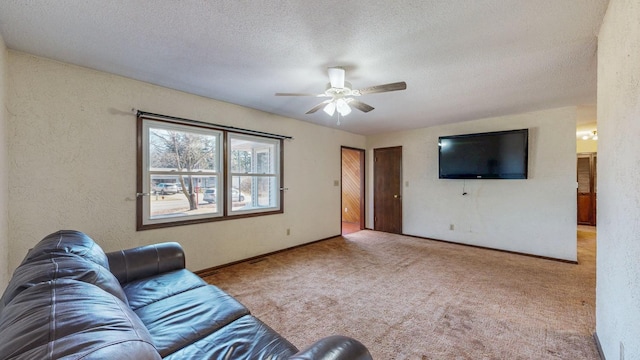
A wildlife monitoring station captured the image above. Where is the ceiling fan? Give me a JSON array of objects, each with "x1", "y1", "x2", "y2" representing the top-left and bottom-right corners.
[{"x1": 275, "y1": 67, "x2": 406, "y2": 122}]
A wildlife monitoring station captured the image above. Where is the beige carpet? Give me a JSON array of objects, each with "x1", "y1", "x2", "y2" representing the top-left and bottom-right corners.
[{"x1": 203, "y1": 228, "x2": 597, "y2": 359}]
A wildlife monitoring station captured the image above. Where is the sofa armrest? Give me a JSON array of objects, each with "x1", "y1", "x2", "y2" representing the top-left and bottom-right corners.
[
  {"x1": 288, "y1": 335, "x2": 372, "y2": 360},
  {"x1": 106, "y1": 242, "x2": 185, "y2": 284}
]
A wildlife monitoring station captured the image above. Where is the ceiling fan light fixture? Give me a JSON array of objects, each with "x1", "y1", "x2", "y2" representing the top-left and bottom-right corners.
[
  {"x1": 323, "y1": 101, "x2": 336, "y2": 116},
  {"x1": 336, "y1": 98, "x2": 352, "y2": 116},
  {"x1": 579, "y1": 130, "x2": 598, "y2": 141}
]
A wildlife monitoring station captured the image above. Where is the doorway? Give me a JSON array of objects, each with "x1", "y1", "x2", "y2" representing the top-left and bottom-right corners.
[
  {"x1": 373, "y1": 146, "x2": 402, "y2": 234},
  {"x1": 341, "y1": 147, "x2": 365, "y2": 235},
  {"x1": 577, "y1": 152, "x2": 597, "y2": 226}
]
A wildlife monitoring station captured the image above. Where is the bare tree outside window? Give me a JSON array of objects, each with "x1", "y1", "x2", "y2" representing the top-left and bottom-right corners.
[{"x1": 150, "y1": 128, "x2": 217, "y2": 210}]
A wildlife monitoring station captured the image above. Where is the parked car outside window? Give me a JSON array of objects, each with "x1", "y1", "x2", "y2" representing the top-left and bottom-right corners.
[
  {"x1": 233, "y1": 188, "x2": 245, "y2": 202},
  {"x1": 203, "y1": 188, "x2": 216, "y2": 203},
  {"x1": 203, "y1": 188, "x2": 244, "y2": 203},
  {"x1": 153, "y1": 183, "x2": 178, "y2": 195}
]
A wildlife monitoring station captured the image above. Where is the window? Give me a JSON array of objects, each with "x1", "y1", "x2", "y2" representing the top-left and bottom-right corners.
[
  {"x1": 138, "y1": 114, "x2": 284, "y2": 230},
  {"x1": 229, "y1": 134, "x2": 280, "y2": 214}
]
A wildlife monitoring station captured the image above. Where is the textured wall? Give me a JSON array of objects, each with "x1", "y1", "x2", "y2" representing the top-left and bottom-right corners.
[
  {"x1": 366, "y1": 107, "x2": 577, "y2": 261},
  {"x1": 6, "y1": 52, "x2": 365, "y2": 273},
  {"x1": 596, "y1": 0, "x2": 640, "y2": 358},
  {"x1": 0, "y1": 33, "x2": 8, "y2": 290}
]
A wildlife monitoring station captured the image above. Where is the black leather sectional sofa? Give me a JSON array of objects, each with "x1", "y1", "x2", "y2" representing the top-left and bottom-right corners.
[{"x1": 0, "y1": 230, "x2": 372, "y2": 359}]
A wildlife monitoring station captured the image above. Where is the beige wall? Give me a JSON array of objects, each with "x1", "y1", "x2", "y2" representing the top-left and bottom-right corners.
[
  {"x1": 596, "y1": 0, "x2": 640, "y2": 358},
  {"x1": 0, "y1": 33, "x2": 8, "y2": 289},
  {"x1": 6, "y1": 51, "x2": 365, "y2": 272},
  {"x1": 366, "y1": 107, "x2": 577, "y2": 261},
  {"x1": 576, "y1": 138, "x2": 598, "y2": 154}
]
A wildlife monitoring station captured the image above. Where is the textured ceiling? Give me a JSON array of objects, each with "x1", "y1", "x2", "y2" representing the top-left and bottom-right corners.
[{"x1": 0, "y1": 1, "x2": 609, "y2": 135}]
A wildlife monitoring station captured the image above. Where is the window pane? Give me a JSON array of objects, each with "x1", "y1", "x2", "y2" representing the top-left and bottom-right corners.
[
  {"x1": 229, "y1": 175, "x2": 250, "y2": 211},
  {"x1": 231, "y1": 147, "x2": 252, "y2": 174},
  {"x1": 149, "y1": 126, "x2": 219, "y2": 172},
  {"x1": 230, "y1": 137, "x2": 276, "y2": 174},
  {"x1": 150, "y1": 175, "x2": 220, "y2": 219},
  {"x1": 256, "y1": 149, "x2": 272, "y2": 174},
  {"x1": 230, "y1": 175, "x2": 278, "y2": 212},
  {"x1": 256, "y1": 176, "x2": 278, "y2": 207}
]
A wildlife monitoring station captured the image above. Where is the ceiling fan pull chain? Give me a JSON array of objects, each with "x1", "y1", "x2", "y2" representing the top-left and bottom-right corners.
[{"x1": 337, "y1": 112, "x2": 341, "y2": 126}]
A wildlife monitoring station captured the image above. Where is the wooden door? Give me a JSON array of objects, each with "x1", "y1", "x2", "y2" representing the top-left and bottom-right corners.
[
  {"x1": 341, "y1": 147, "x2": 365, "y2": 231},
  {"x1": 374, "y1": 146, "x2": 402, "y2": 234},
  {"x1": 577, "y1": 153, "x2": 597, "y2": 226}
]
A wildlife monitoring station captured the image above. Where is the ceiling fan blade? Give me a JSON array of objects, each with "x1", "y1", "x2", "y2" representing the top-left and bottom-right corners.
[
  {"x1": 306, "y1": 100, "x2": 331, "y2": 114},
  {"x1": 349, "y1": 100, "x2": 375, "y2": 113},
  {"x1": 328, "y1": 67, "x2": 345, "y2": 89},
  {"x1": 357, "y1": 81, "x2": 407, "y2": 95}
]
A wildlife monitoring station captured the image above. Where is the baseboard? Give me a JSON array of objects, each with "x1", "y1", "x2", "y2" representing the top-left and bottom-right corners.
[
  {"x1": 593, "y1": 332, "x2": 606, "y2": 360},
  {"x1": 402, "y1": 233, "x2": 579, "y2": 264},
  {"x1": 197, "y1": 229, "x2": 578, "y2": 277},
  {"x1": 353, "y1": 228, "x2": 576, "y2": 263},
  {"x1": 195, "y1": 234, "x2": 341, "y2": 277}
]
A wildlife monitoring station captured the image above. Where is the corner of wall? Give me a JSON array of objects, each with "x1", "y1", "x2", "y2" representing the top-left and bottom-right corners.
[
  {"x1": 596, "y1": 0, "x2": 640, "y2": 359},
  {"x1": 0, "y1": 33, "x2": 9, "y2": 290}
]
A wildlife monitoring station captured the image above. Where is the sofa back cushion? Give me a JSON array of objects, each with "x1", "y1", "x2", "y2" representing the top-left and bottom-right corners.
[
  {"x1": 23, "y1": 230, "x2": 110, "y2": 268},
  {"x1": 0, "y1": 279, "x2": 160, "y2": 360},
  {"x1": 0, "y1": 255, "x2": 128, "y2": 309},
  {"x1": 0, "y1": 230, "x2": 127, "y2": 312}
]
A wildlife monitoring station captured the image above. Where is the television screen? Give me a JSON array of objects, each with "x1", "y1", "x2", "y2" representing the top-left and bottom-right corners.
[{"x1": 438, "y1": 129, "x2": 528, "y2": 179}]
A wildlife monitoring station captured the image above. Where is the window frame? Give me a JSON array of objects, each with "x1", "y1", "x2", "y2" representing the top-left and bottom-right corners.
[
  {"x1": 228, "y1": 133, "x2": 281, "y2": 216},
  {"x1": 137, "y1": 115, "x2": 285, "y2": 230}
]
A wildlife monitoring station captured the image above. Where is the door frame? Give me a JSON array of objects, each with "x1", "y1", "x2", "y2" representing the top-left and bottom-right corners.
[{"x1": 341, "y1": 146, "x2": 366, "y2": 231}]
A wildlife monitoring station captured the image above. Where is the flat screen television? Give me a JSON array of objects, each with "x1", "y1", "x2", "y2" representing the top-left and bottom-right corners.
[{"x1": 438, "y1": 129, "x2": 528, "y2": 179}]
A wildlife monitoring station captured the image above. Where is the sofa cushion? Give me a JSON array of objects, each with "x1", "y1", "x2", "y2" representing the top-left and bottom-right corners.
[
  {"x1": 0, "y1": 279, "x2": 160, "y2": 360},
  {"x1": 0, "y1": 255, "x2": 128, "y2": 311},
  {"x1": 23, "y1": 230, "x2": 111, "y2": 269},
  {"x1": 133, "y1": 284, "x2": 250, "y2": 357},
  {"x1": 163, "y1": 315, "x2": 298, "y2": 359},
  {"x1": 122, "y1": 269, "x2": 206, "y2": 310}
]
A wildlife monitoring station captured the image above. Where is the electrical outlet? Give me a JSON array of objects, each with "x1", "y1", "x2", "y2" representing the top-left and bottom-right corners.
[
  {"x1": 449, "y1": 224, "x2": 454, "y2": 231},
  {"x1": 286, "y1": 228, "x2": 290, "y2": 236}
]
